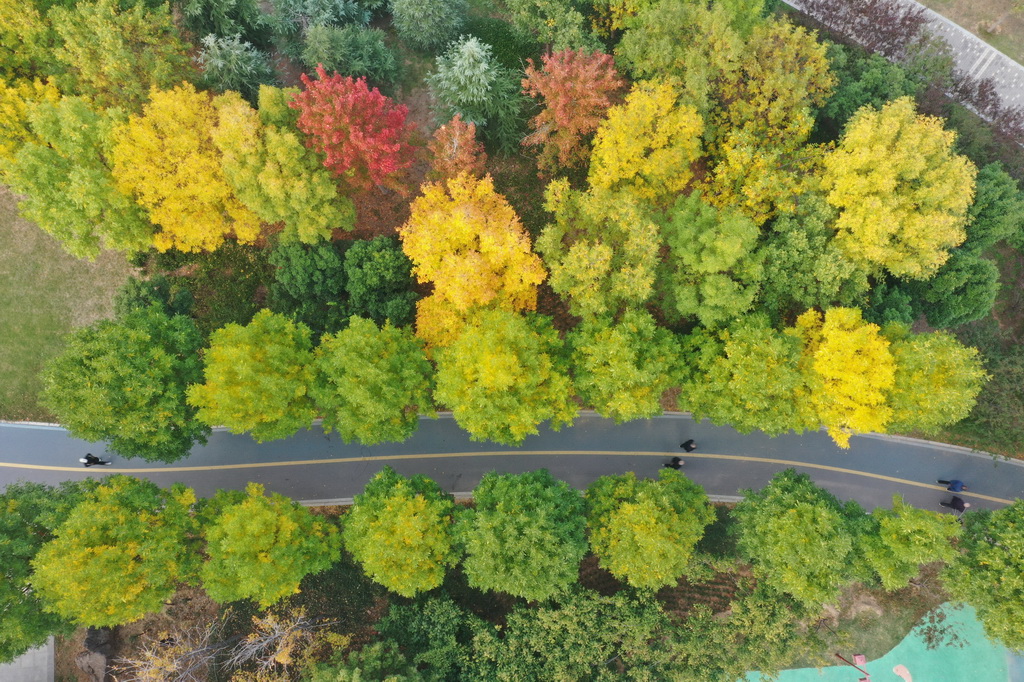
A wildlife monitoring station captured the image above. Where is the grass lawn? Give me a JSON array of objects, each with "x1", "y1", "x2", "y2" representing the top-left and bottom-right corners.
[
  {"x1": 920, "y1": 0, "x2": 1024, "y2": 65},
  {"x1": 0, "y1": 186, "x2": 134, "y2": 421}
]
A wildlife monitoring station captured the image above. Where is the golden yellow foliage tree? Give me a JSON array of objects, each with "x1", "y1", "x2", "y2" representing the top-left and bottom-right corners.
[
  {"x1": 0, "y1": 78, "x2": 59, "y2": 168},
  {"x1": 789, "y1": 307, "x2": 896, "y2": 448},
  {"x1": 111, "y1": 83, "x2": 261, "y2": 252},
  {"x1": 398, "y1": 173, "x2": 546, "y2": 347},
  {"x1": 588, "y1": 79, "x2": 703, "y2": 205},
  {"x1": 821, "y1": 97, "x2": 977, "y2": 279}
]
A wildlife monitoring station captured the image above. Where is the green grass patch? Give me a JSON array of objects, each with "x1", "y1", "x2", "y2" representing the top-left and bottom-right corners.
[{"x1": 0, "y1": 188, "x2": 133, "y2": 421}]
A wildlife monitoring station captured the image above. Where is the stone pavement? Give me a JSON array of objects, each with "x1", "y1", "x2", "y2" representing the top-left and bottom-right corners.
[
  {"x1": 0, "y1": 637, "x2": 53, "y2": 682},
  {"x1": 787, "y1": 0, "x2": 1024, "y2": 110}
]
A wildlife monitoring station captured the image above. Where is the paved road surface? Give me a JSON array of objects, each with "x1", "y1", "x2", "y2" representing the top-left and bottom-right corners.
[{"x1": 2, "y1": 414, "x2": 1018, "y2": 511}]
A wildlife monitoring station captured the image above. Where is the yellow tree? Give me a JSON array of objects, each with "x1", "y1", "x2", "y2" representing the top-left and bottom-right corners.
[
  {"x1": 821, "y1": 97, "x2": 977, "y2": 279},
  {"x1": 588, "y1": 78, "x2": 703, "y2": 206},
  {"x1": 789, "y1": 307, "x2": 896, "y2": 448},
  {"x1": 398, "y1": 173, "x2": 546, "y2": 347},
  {"x1": 0, "y1": 78, "x2": 59, "y2": 168},
  {"x1": 111, "y1": 83, "x2": 261, "y2": 252}
]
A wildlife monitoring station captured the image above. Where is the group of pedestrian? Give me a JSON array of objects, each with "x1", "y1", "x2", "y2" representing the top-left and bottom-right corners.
[
  {"x1": 938, "y1": 479, "x2": 971, "y2": 514},
  {"x1": 664, "y1": 440, "x2": 697, "y2": 470},
  {"x1": 79, "y1": 453, "x2": 111, "y2": 467}
]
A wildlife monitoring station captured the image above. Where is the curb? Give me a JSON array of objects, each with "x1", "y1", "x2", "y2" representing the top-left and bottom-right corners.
[{"x1": 299, "y1": 493, "x2": 745, "y2": 508}]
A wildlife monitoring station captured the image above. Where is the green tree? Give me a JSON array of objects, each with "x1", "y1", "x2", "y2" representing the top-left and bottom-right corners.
[
  {"x1": 682, "y1": 315, "x2": 817, "y2": 437},
  {"x1": 201, "y1": 483, "x2": 341, "y2": 607},
  {"x1": 312, "y1": 318, "x2": 434, "y2": 445},
  {"x1": 181, "y1": 0, "x2": 268, "y2": 47},
  {"x1": 40, "y1": 306, "x2": 209, "y2": 462},
  {"x1": 343, "y1": 236, "x2": 417, "y2": 327},
  {"x1": 585, "y1": 470, "x2": 714, "y2": 589},
  {"x1": 267, "y1": 240, "x2": 350, "y2": 339},
  {"x1": 457, "y1": 470, "x2": 587, "y2": 601},
  {"x1": 569, "y1": 310, "x2": 682, "y2": 422},
  {"x1": 733, "y1": 470, "x2": 860, "y2": 609},
  {"x1": 966, "y1": 162, "x2": 1024, "y2": 253},
  {"x1": 817, "y1": 44, "x2": 920, "y2": 137},
  {"x1": 377, "y1": 596, "x2": 482, "y2": 681},
  {"x1": 884, "y1": 325, "x2": 988, "y2": 434},
  {"x1": 31, "y1": 477, "x2": 198, "y2": 627},
  {"x1": 536, "y1": 181, "x2": 661, "y2": 321},
  {"x1": 434, "y1": 309, "x2": 577, "y2": 445},
  {"x1": 187, "y1": 309, "x2": 317, "y2": 442},
  {"x1": 468, "y1": 589, "x2": 670, "y2": 680},
  {"x1": 303, "y1": 641, "x2": 423, "y2": 682},
  {"x1": 300, "y1": 25, "x2": 399, "y2": 89},
  {"x1": 502, "y1": 0, "x2": 598, "y2": 50},
  {"x1": 859, "y1": 495, "x2": 960, "y2": 591},
  {"x1": 821, "y1": 96, "x2": 978, "y2": 279},
  {"x1": 213, "y1": 88, "x2": 355, "y2": 246},
  {"x1": 389, "y1": 0, "x2": 465, "y2": 52},
  {"x1": 49, "y1": 0, "x2": 194, "y2": 110},
  {"x1": 0, "y1": 481, "x2": 96, "y2": 662},
  {"x1": 343, "y1": 467, "x2": 457, "y2": 597},
  {"x1": 6, "y1": 96, "x2": 153, "y2": 259},
  {"x1": 656, "y1": 192, "x2": 763, "y2": 327},
  {"x1": 198, "y1": 34, "x2": 276, "y2": 103},
  {"x1": 907, "y1": 251, "x2": 1000, "y2": 328},
  {"x1": 113, "y1": 274, "x2": 194, "y2": 319},
  {"x1": 944, "y1": 501, "x2": 1024, "y2": 649},
  {"x1": 427, "y1": 36, "x2": 525, "y2": 152}
]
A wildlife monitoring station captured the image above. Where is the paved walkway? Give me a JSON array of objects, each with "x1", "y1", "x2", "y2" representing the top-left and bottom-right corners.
[
  {"x1": 0, "y1": 638, "x2": 53, "y2": 682},
  {"x1": 786, "y1": 0, "x2": 1024, "y2": 110}
]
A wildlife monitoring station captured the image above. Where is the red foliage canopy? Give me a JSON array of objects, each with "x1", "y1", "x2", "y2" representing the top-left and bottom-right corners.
[
  {"x1": 426, "y1": 114, "x2": 488, "y2": 182},
  {"x1": 290, "y1": 65, "x2": 415, "y2": 192}
]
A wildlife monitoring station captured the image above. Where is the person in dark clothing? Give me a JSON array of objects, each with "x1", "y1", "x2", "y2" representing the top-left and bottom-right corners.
[
  {"x1": 663, "y1": 456, "x2": 684, "y2": 470},
  {"x1": 680, "y1": 439, "x2": 697, "y2": 452},
  {"x1": 938, "y1": 479, "x2": 967, "y2": 492},
  {"x1": 80, "y1": 453, "x2": 110, "y2": 467},
  {"x1": 940, "y1": 496, "x2": 971, "y2": 513}
]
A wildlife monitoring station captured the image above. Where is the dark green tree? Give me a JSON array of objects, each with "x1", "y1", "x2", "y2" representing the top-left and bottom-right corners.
[
  {"x1": 966, "y1": 162, "x2": 1024, "y2": 253},
  {"x1": 343, "y1": 236, "x2": 417, "y2": 327},
  {"x1": 303, "y1": 641, "x2": 423, "y2": 681},
  {"x1": 377, "y1": 596, "x2": 483, "y2": 681},
  {"x1": 268, "y1": 240, "x2": 349, "y2": 339},
  {"x1": 40, "y1": 305, "x2": 208, "y2": 462},
  {"x1": 457, "y1": 470, "x2": 587, "y2": 601},
  {"x1": 300, "y1": 25, "x2": 399, "y2": 89},
  {"x1": 113, "y1": 274, "x2": 194, "y2": 319},
  {"x1": 389, "y1": 0, "x2": 466, "y2": 52},
  {"x1": 907, "y1": 251, "x2": 1000, "y2": 328}
]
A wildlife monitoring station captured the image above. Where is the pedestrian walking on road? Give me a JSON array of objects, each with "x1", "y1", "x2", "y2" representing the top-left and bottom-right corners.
[
  {"x1": 80, "y1": 453, "x2": 110, "y2": 467},
  {"x1": 940, "y1": 496, "x2": 971, "y2": 513},
  {"x1": 938, "y1": 479, "x2": 967, "y2": 492},
  {"x1": 681, "y1": 439, "x2": 697, "y2": 452},
  {"x1": 663, "y1": 456, "x2": 684, "y2": 470}
]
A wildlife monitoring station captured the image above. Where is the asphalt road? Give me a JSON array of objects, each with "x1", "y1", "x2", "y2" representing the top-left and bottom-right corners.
[{"x1": 0, "y1": 413, "x2": 1019, "y2": 511}]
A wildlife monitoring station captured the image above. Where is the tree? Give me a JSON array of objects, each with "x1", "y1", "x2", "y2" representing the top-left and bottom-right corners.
[
  {"x1": 434, "y1": 309, "x2": 577, "y2": 445},
  {"x1": 966, "y1": 162, "x2": 1024, "y2": 253},
  {"x1": 389, "y1": 0, "x2": 466, "y2": 52},
  {"x1": 656, "y1": 193, "x2": 763, "y2": 327},
  {"x1": 536, "y1": 181, "x2": 661, "y2": 321},
  {"x1": 0, "y1": 78, "x2": 59, "y2": 168},
  {"x1": 789, "y1": 307, "x2": 896, "y2": 448},
  {"x1": 426, "y1": 36, "x2": 525, "y2": 152},
  {"x1": 821, "y1": 96, "x2": 978, "y2": 279},
  {"x1": 304, "y1": 641, "x2": 423, "y2": 682},
  {"x1": 49, "y1": 0, "x2": 194, "y2": 110},
  {"x1": 732, "y1": 470, "x2": 860, "y2": 609},
  {"x1": 425, "y1": 114, "x2": 487, "y2": 182},
  {"x1": 267, "y1": 240, "x2": 349, "y2": 339},
  {"x1": 187, "y1": 309, "x2": 317, "y2": 442},
  {"x1": 201, "y1": 483, "x2": 341, "y2": 607},
  {"x1": 0, "y1": 481, "x2": 96, "y2": 663},
  {"x1": 884, "y1": 325, "x2": 988, "y2": 434},
  {"x1": 377, "y1": 596, "x2": 483, "y2": 681},
  {"x1": 31, "y1": 477, "x2": 198, "y2": 627},
  {"x1": 501, "y1": 0, "x2": 598, "y2": 51},
  {"x1": 906, "y1": 251, "x2": 1001, "y2": 329},
  {"x1": 398, "y1": 173, "x2": 546, "y2": 347},
  {"x1": 312, "y1": 317, "x2": 434, "y2": 445},
  {"x1": 198, "y1": 34, "x2": 276, "y2": 104},
  {"x1": 342, "y1": 236, "x2": 417, "y2": 327},
  {"x1": 858, "y1": 495, "x2": 959, "y2": 591},
  {"x1": 111, "y1": 83, "x2": 262, "y2": 252},
  {"x1": 944, "y1": 501, "x2": 1024, "y2": 649},
  {"x1": 588, "y1": 78, "x2": 704, "y2": 205},
  {"x1": 585, "y1": 470, "x2": 714, "y2": 589},
  {"x1": 682, "y1": 315, "x2": 817, "y2": 437},
  {"x1": 457, "y1": 470, "x2": 587, "y2": 601},
  {"x1": 0, "y1": 0, "x2": 54, "y2": 82},
  {"x1": 5, "y1": 96, "x2": 153, "y2": 259},
  {"x1": 40, "y1": 305, "x2": 209, "y2": 462},
  {"x1": 756, "y1": 194, "x2": 870, "y2": 319},
  {"x1": 468, "y1": 589, "x2": 670, "y2": 679},
  {"x1": 342, "y1": 467, "x2": 457, "y2": 597},
  {"x1": 180, "y1": 0, "x2": 268, "y2": 47},
  {"x1": 817, "y1": 44, "x2": 921, "y2": 136},
  {"x1": 300, "y1": 25, "x2": 399, "y2": 90},
  {"x1": 521, "y1": 49, "x2": 627, "y2": 173},
  {"x1": 290, "y1": 66, "x2": 414, "y2": 192},
  {"x1": 212, "y1": 88, "x2": 355, "y2": 245},
  {"x1": 569, "y1": 310, "x2": 682, "y2": 423}
]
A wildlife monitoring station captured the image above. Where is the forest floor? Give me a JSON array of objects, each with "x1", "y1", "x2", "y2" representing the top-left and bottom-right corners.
[{"x1": 920, "y1": 0, "x2": 1024, "y2": 65}]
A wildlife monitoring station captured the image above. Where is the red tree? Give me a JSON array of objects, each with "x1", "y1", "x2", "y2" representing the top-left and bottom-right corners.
[
  {"x1": 290, "y1": 65, "x2": 415, "y2": 193},
  {"x1": 522, "y1": 50, "x2": 627, "y2": 174},
  {"x1": 426, "y1": 114, "x2": 488, "y2": 182}
]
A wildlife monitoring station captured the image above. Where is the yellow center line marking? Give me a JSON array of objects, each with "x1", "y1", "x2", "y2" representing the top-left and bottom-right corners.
[{"x1": 1, "y1": 451, "x2": 1012, "y2": 504}]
